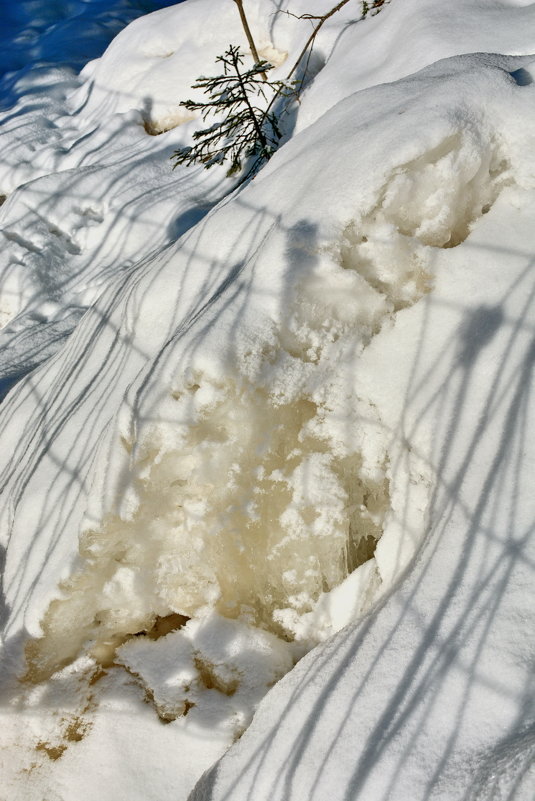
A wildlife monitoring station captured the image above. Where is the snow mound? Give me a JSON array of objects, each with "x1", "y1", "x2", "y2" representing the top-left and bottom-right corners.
[
  {"x1": 1, "y1": 0, "x2": 535, "y2": 798},
  {"x1": 17, "y1": 54, "x2": 523, "y2": 689},
  {"x1": 70, "y1": 0, "x2": 289, "y2": 132}
]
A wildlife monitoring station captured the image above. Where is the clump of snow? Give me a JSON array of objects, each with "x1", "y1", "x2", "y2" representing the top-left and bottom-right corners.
[
  {"x1": 117, "y1": 611, "x2": 294, "y2": 728},
  {"x1": 341, "y1": 132, "x2": 510, "y2": 302}
]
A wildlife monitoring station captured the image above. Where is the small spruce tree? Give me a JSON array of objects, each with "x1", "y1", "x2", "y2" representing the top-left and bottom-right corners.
[
  {"x1": 170, "y1": 46, "x2": 286, "y2": 178},
  {"x1": 171, "y1": 2, "x2": 389, "y2": 180}
]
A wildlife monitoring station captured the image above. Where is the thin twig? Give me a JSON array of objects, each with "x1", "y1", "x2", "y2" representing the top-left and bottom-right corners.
[
  {"x1": 284, "y1": 0, "x2": 352, "y2": 84},
  {"x1": 257, "y1": 0, "x2": 353, "y2": 136}
]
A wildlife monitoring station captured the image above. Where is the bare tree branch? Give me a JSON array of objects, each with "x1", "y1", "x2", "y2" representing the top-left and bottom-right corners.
[{"x1": 233, "y1": 0, "x2": 268, "y2": 80}]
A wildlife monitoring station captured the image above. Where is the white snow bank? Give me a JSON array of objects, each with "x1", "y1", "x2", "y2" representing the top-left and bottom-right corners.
[
  {"x1": 291, "y1": 0, "x2": 535, "y2": 133},
  {"x1": 1, "y1": 1, "x2": 535, "y2": 800},
  {"x1": 67, "y1": 0, "x2": 296, "y2": 133},
  {"x1": 3, "y1": 45, "x2": 533, "y2": 779},
  {"x1": 7, "y1": 50, "x2": 523, "y2": 680},
  {"x1": 0, "y1": 0, "x2": 230, "y2": 401},
  {"x1": 4, "y1": 0, "x2": 533, "y2": 389},
  {"x1": 193, "y1": 180, "x2": 535, "y2": 801}
]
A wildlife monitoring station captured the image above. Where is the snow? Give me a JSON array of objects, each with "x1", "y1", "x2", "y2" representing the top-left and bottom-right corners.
[{"x1": 1, "y1": 1, "x2": 534, "y2": 800}]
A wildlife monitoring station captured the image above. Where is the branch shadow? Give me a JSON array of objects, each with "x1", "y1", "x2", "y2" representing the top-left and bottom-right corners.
[{"x1": 186, "y1": 237, "x2": 535, "y2": 801}]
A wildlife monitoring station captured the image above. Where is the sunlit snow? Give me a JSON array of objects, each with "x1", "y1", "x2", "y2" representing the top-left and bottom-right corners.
[{"x1": 1, "y1": 1, "x2": 534, "y2": 800}]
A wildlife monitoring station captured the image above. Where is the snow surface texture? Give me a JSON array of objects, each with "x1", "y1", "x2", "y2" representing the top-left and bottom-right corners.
[{"x1": 1, "y1": 0, "x2": 535, "y2": 800}]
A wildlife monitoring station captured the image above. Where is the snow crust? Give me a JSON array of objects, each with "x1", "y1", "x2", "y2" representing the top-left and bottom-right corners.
[{"x1": 1, "y1": 1, "x2": 535, "y2": 800}]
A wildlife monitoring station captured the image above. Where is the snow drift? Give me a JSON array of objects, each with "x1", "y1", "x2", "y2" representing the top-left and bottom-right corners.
[
  {"x1": 9, "y1": 53, "x2": 520, "y2": 686},
  {"x1": 1, "y1": 1, "x2": 535, "y2": 800}
]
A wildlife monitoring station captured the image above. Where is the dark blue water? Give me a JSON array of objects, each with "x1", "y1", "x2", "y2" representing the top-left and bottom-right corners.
[{"x1": 0, "y1": 0, "x2": 183, "y2": 78}]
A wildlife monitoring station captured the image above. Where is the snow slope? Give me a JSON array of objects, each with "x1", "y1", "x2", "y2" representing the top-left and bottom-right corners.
[{"x1": 0, "y1": 1, "x2": 534, "y2": 800}]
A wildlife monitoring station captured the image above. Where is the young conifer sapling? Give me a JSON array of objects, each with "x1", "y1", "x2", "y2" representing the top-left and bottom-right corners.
[{"x1": 171, "y1": 45, "x2": 286, "y2": 178}]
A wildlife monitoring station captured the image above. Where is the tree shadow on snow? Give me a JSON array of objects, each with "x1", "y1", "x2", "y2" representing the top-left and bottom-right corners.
[{"x1": 187, "y1": 238, "x2": 535, "y2": 801}]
